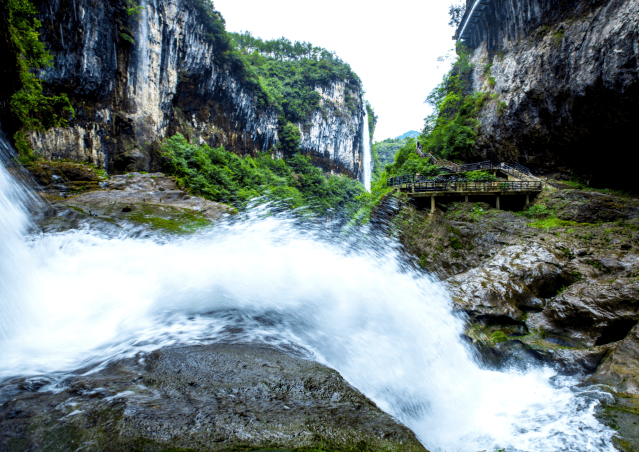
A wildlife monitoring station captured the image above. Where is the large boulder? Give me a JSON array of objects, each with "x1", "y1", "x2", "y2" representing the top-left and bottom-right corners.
[
  {"x1": 447, "y1": 238, "x2": 569, "y2": 321},
  {"x1": 0, "y1": 344, "x2": 428, "y2": 452}
]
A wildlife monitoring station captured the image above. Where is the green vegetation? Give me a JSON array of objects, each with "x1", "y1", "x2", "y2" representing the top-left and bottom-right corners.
[
  {"x1": 366, "y1": 101, "x2": 377, "y2": 143},
  {"x1": 371, "y1": 44, "x2": 493, "y2": 186},
  {"x1": 382, "y1": 138, "x2": 440, "y2": 178},
  {"x1": 530, "y1": 218, "x2": 581, "y2": 229},
  {"x1": 128, "y1": 207, "x2": 211, "y2": 233},
  {"x1": 160, "y1": 134, "x2": 364, "y2": 216},
  {"x1": 371, "y1": 134, "x2": 417, "y2": 179},
  {"x1": 230, "y1": 31, "x2": 362, "y2": 124},
  {"x1": 421, "y1": 44, "x2": 490, "y2": 161},
  {"x1": 450, "y1": 237, "x2": 464, "y2": 250},
  {"x1": 464, "y1": 170, "x2": 498, "y2": 181},
  {"x1": 562, "y1": 177, "x2": 631, "y2": 197},
  {"x1": 4, "y1": 0, "x2": 74, "y2": 159},
  {"x1": 520, "y1": 204, "x2": 552, "y2": 218}
]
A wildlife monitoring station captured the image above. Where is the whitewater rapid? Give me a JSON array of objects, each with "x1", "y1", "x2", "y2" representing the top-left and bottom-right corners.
[{"x1": 0, "y1": 131, "x2": 616, "y2": 451}]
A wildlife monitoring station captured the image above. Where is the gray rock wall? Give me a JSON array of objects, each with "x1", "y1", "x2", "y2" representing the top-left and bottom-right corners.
[
  {"x1": 458, "y1": 0, "x2": 639, "y2": 189},
  {"x1": 28, "y1": 0, "x2": 366, "y2": 178},
  {"x1": 297, "y1": 81, "x2": 366, "y2": 179}
]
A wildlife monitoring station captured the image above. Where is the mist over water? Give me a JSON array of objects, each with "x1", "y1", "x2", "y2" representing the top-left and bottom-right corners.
[{"x1": 0, "y1": 130, "x2": 616, "y2": 451}]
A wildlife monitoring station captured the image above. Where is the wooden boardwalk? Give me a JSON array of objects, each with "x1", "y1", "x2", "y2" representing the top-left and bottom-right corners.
[{"x1": 387, "y1": 159, "x2": 543, "y2": 213}]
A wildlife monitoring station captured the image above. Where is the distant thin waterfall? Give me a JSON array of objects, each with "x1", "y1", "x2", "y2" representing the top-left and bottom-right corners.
[
  {"x1": 136, "y1": 0, "x2": 150, "y2": 95},
  {"x1": 362, "y1": 107, "x2": 371, "y2": 191}
]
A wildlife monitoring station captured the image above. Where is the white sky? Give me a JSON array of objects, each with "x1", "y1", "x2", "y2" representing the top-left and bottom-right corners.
[{"x1": 214, "y1": 0, "x2": 456, "y2": 142}]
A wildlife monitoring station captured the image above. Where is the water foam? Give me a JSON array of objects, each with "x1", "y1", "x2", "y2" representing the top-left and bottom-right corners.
[{"x1": 0, "y1": 132, "x2": 616, "y2": 451}]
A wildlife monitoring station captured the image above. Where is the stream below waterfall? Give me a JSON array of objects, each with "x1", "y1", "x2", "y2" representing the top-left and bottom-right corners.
[{"x1": 0, "y1": 130, "x2": 617, "y2": 452}]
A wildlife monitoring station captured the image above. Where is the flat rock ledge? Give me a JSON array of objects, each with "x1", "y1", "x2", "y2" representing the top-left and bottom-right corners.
[
  {"x1": 33, "y1": 172, "x2": 235, "y2": 235},
  {"x1": 0, "y1": 344, "x2": 428, "y2": 452}
]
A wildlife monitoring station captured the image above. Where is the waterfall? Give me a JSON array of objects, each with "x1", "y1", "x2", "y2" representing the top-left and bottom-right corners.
[
  {"x1": 362, "y1": 107, "x2": 372, "y2": 191},
  {"x1": 0, "y1": 125, "x2": 42, "y2": 343},
  {"x1": 0, "y1": 122, "x2": 616, "y2": 451},
  {"x1": 136, "y1": 0, "x2": 150, "y2": 96}
]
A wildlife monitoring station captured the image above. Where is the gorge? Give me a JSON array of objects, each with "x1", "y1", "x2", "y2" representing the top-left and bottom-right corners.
[{"x1": 1, "y1": 0, "x2": 639, "y2": 451}]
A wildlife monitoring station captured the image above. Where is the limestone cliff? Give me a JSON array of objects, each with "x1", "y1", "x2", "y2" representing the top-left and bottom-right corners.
[
  {"x1": 456, "y1": 0, "x2": 639, "y2": 189},
  {"x1": 297, "y1": 81, "x2": 367, "y2": 179},
  {"x1": 17, "y1": 0, "x2": 367, "y2": 179}
]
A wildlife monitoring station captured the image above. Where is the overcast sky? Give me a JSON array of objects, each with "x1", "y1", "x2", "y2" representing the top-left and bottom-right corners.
[{"x1": 214, "y1": 0, "x2": 456, "y2": 142}]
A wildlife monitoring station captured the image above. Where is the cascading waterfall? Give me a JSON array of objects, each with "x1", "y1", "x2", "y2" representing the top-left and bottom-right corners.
[
  {"x1": 0, "y1": 124, "x2": 617, "y2": 451},
  {"x1": 362, "y1": 106, "x2": 372, "y2": 191},
  {"x1": 136, "y1": 0, "x2": 150, "y2": 96},
  {"x1": 0, "y1": 125, "x2": 42, "y2": 344}
]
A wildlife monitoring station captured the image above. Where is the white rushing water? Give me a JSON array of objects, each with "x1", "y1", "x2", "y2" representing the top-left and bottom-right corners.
[
  {"x1": 0, "y1": 130, "x2": 616, "y2": 451},
  {"x1": 362, "y1": 106, "x2": 372, "y2": 191}
]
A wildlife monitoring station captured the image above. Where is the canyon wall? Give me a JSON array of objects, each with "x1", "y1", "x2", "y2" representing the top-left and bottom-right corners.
[
  {"x1": 457, "y1": 0, "x2": 639, "y2": 188},
  {"x1": 18, "y1": 0, "x2": 366, "y2": 179}
]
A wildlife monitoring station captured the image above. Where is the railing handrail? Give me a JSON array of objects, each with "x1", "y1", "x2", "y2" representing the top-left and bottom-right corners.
[{"x1": 387, "y1": 178, "x2": 543, "y2": 193}]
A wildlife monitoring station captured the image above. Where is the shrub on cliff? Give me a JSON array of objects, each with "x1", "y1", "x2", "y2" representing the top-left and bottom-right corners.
[
  {"x1": 419, "y1": 43, "x2": 488, "y2": 160},
  {"x1": 160, "y1": 133, "x2": 364, "y2": 216},
  {"x1": 4, "y1": 0, "x2": 74, "y2": 160}
]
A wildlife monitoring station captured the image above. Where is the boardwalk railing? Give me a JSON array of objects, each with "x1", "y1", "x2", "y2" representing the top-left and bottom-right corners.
[
  {"x1": 425, "y1": 155, "x2": 538, "y2": 181},
  {"x1": 388, "y1": 178, "x2": 542, "y2": 193}
]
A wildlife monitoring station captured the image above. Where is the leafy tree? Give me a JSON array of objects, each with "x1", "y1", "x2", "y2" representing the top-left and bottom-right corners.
[{"x1": 277, "y1": 122, "x2": 302, "y2": 157}]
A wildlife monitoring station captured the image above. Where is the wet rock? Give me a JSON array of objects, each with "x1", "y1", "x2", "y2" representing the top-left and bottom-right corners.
[
  {"x1": 24, "y1": 160, "x2": 105, "y2": 195},
  {"x1": 589, "y1": 325, "x2": 639, "y2": 452},
  {"x1": 591, "y1": 324, "x2": 639, "y2": 394},
  {"x1": 447, "y1": 238, "x2": 567, "y2": 321},
  {"x1": 33, "y1": 172, "x2": 235, "y2": 234},
  {"x1": 544, "y1": 191, "x2": 639, "y2": 224},
  {"x1": 533, "y1": 278, "x2": 639, "y2": 347},
  {"x1": 0, "y1": 344, "x2": 428, "y2": 452}
]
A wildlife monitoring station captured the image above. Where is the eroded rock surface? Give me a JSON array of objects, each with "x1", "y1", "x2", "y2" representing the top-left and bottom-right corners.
[
  {"x1": 0, "y1": 344, "x2": 427, "y2": 452},
  {"x1": 396, "y1": 187, "x2": 639, "y2": 448},
  {"x1": 33, "y1": 171, "x2": 234, "y2": 235}
]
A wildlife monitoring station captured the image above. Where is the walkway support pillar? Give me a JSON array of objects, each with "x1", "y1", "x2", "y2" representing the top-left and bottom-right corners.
[
  {"x1": 431, "y1": 196, "x2": 435, "y2": 214},
  {"x1": 496, "y1": 195, "x2": 500, "y2": 210},
  {"x1": 526, "y1": 194, "x2": 530, "y2": 206}
]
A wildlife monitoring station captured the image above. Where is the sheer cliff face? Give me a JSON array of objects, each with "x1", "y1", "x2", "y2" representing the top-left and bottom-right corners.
[
  {"x1": 27, "y1": 0, "x2": 366, "y2": 179},
  {"x1": 298, "y1": 82, "x2": 366, "y2": 180},
  {"x1": 461, "y1": 0, "x2": 639, "y2": 187}
]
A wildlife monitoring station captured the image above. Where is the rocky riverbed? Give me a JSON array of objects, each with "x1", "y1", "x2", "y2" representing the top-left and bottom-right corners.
[{"x1": 394, "y1": 187, "x2": 639, "y2": 451}]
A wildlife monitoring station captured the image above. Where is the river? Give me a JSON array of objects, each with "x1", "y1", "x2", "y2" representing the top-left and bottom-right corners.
[{"x1": 0, "y1": 127, "x2": 616, "y2": 451}]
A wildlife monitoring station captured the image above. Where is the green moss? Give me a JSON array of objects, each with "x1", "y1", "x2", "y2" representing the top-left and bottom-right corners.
[
  {"x1": 530, "y1": 218, "x2": 581, "y2": 229},
  {"x1": 128, "y1": 209, "x2": 210, "y2": 233},
  {"x1": 490, "y1": 331, "x2": 509, "y2": 343},
  {"x1": 450, "y1": 237, "x2": 464, "y2": 250},
  {"x1": 553, "y1": 29, "x2": 565, "y2": 46}
]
